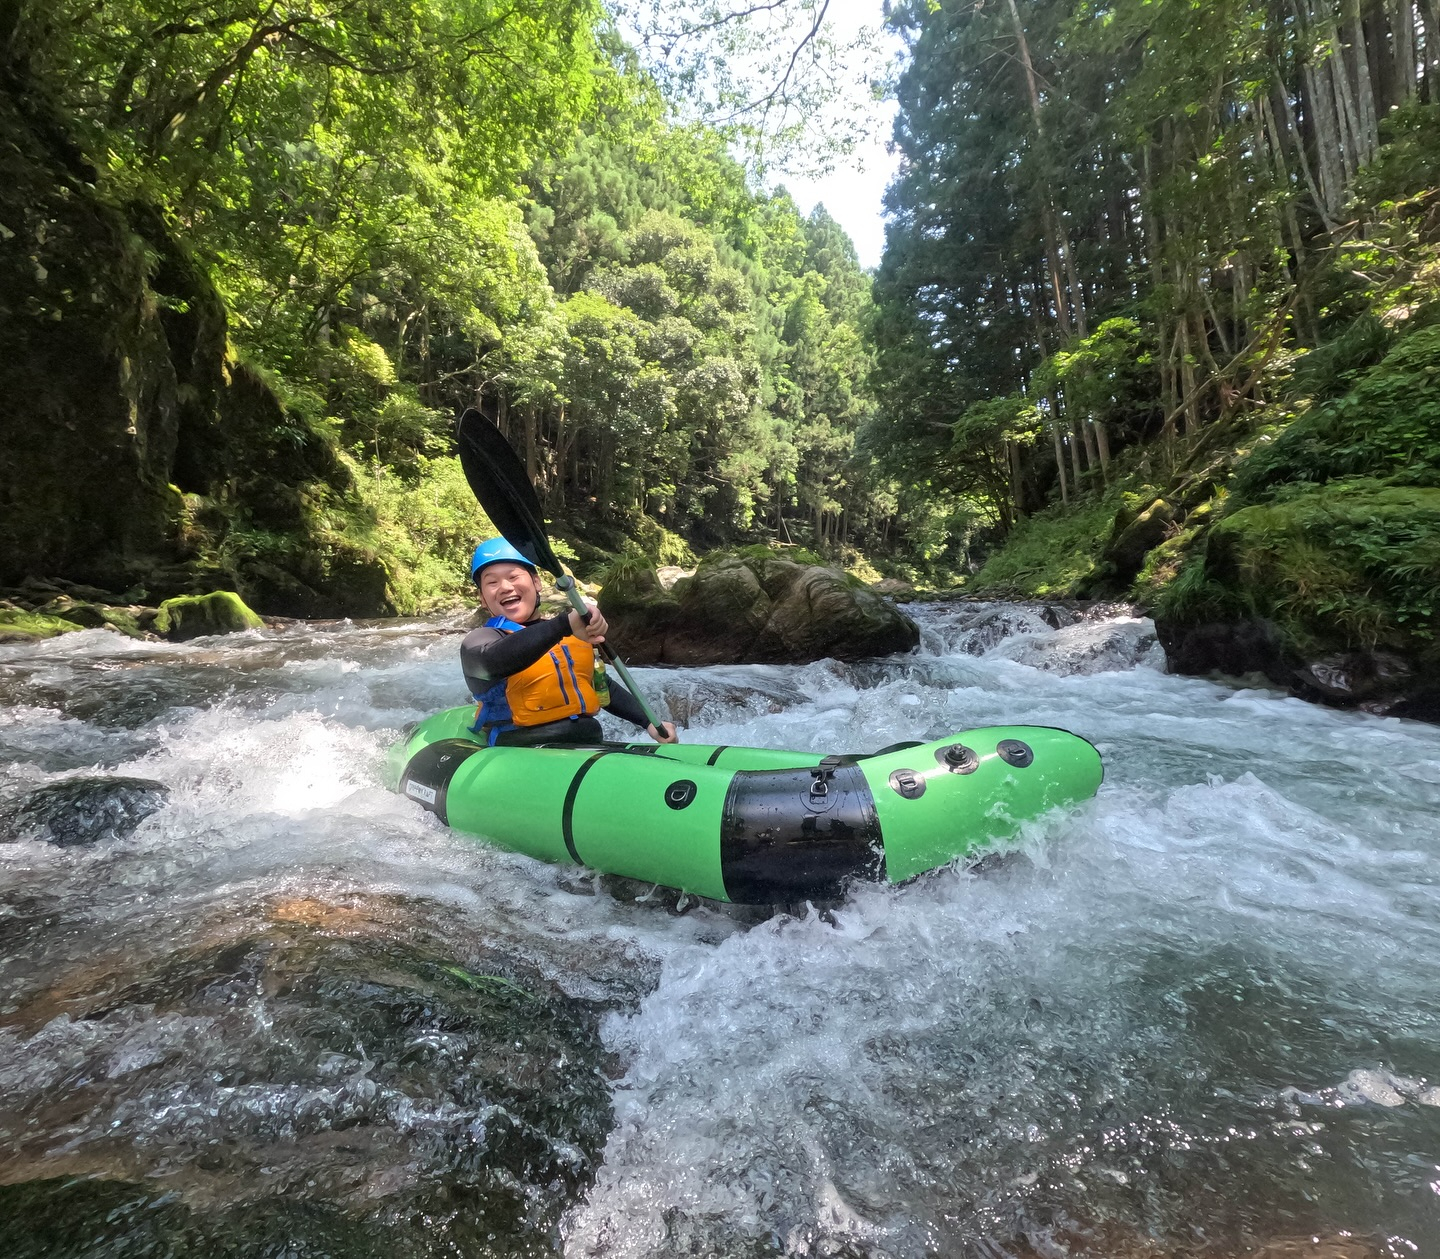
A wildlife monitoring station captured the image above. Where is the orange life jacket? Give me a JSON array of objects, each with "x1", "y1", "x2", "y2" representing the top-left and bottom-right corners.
[{"x1": 471, "y1": 616, "x2": 604, "y2": 738}]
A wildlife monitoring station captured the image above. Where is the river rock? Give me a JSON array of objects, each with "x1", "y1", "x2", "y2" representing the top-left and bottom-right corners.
[
  {"x1": 9, "y1": 776, "x2": 170, "y2": 847},
  {"x1": 601, "y1": 554, "x2": 920, "y2": 665},
  {"x1": 1109, "y1": 498, "x2": 1175, "y2": 578},
  {"x1": 154, "y1": 591, "x2": 264, "y2": 641},
  {"x1": 1157, "y1": 616, "x2": 1440, "y2": 721},
  {"x1": 955, "y1": 605, "x2": 1058, "y2": 656},
  {"x1": 1154, "y1": 616, "x2": 1295, "y2": 684},
  {"x1": 0, "y1": 605, "x2": 87, "y2": 642},
  {"x1": 1292, "y1": 650, "x2": 1440, "y2": 721},
  {"x1": 870, "y1": 577, "x2": 915, "y2": 598},
  {"x1": 994, "y1": 617, "x2": 1165, "y2": 675}
]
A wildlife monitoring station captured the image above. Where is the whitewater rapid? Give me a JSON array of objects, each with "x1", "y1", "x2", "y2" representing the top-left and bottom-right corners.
[{"x1": 1, "y1": 603, "x2": 1437, "y2": 1258}]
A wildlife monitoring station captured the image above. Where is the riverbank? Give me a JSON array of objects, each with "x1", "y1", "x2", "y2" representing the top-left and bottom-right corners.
[{"x1": 958, "y1": 315, "x2": 1440, "y2": 722}]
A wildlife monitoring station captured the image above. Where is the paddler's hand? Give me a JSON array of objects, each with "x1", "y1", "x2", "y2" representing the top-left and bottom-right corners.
[
  {"x1": 567, "y1": 599, "x2": 607, "y2": 644},
  {"x1": 648, "y1": 721, "x2": 679, "y2": 744}
]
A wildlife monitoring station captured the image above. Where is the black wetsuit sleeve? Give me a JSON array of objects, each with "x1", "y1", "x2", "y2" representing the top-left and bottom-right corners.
[
  {"x1": 460, "y1": 614, "x2": 570, "y2": 695},
  {"x1": 603, "y1": 679, "x2": 651, "y2": 729}
]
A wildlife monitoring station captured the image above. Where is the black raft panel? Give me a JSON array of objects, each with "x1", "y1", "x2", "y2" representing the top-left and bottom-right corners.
[
  {"x1": 399, "y1": 739, "x2": 484, "y2": 825},
  {"x1": 719, "y1": 763, "x2": 884, "y2": 903}
]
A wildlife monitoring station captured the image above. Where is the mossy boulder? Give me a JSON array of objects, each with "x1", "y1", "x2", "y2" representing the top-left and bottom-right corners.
[
  {"x1": 153, "y1": 591, "x2": 264, "y2": 641},
  {"x1": 601, "y1": 552, "x2": 919, "y2": 665},
  {"x1": 0, "y1": 607, "x2": 87, "y2": 642},
  {"x1": 27, "y1": 594, "x2": 152, "y2": 638},
  {"x1": 1108, "y1": 498, "x2": 1176, "y2": 581},
  {"x1": 1155, "y1": 479, "x2": 1440, "y2": 718}
]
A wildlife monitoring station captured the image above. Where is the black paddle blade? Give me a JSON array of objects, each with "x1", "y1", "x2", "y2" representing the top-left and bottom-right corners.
[{"x1": 455, "y1": 406, "x2": 563, "y2": 577}]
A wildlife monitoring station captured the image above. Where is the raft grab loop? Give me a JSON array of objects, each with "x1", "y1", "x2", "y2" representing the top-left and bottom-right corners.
[{"x1": 808, "y1": 755, "x2": 846, "y2": 806}]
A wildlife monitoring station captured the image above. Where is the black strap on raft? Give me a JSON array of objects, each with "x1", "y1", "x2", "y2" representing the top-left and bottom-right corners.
[
  {"x1": 399, "y1": 739, "x2": 484, "y2": 825},
  {"x1": 719, "y1": 762, "x2": 883, "y2": 903}
]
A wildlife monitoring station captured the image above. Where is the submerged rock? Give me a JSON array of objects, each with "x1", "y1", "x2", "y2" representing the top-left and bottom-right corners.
[
  {"x1": 995, "y1": 617, "x2": 1165, "y2": 675},
  {"x1": 9, "y1": 776, "x2": 170, "y2": 847},
  {"x1": 601, "y1": 553, "x2": 919, "y2": 665},
  {"x1": 956, "y1": 605, "x2": 1059, "y2": 656},
  {"x1": 154, "y1": 591, "x2": 264, "y2": 641},
  {"x1": 0, "y1": 899, "x2": 613, "y2": 1251}
]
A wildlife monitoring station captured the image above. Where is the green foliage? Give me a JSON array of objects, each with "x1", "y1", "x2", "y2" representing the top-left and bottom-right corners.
[
  {"x1": 1042, "y1": 320, "x2": 1160, "y2": 441},
  {"x1": 346, "y1": 456, "x2": 495, "y2": 613},
  {"x1": 1286, "y1": 315, "x2": 1393, "y2": 403},
  {"x1": 12, "y1": 0, "x2": 912, "y2": 606},
  {"x1": 1183, "y1": 481, "x2": 1440, "y2": 652},
  {"x1": 1236, "y1": 323, "x2": 1440, "y2": 497},
  {"x1": 966, "y1": 493, "x2": 1122, "y2": 598}
]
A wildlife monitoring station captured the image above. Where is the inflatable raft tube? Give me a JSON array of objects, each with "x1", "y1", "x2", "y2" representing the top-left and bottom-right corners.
[{"x1": 390, "y1": 706, "x2": 1103, "y2": 904}]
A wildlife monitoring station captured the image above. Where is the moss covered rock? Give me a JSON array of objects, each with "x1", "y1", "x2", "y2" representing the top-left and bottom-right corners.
[
  {"x1": 1155, "y1": 480, "x2": 1440, "y2": 717},
  {"x1": 153, "y1": 591, "x2": 264, "y2": 641},
  {"x1": 601, "y1": 552, "x2": 919, "y2": 665},
  {"x1": 0, "y1": 607, "x2": 86, "y2": 642}
]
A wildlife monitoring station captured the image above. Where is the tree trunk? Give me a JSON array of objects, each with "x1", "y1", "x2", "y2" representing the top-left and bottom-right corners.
[
  {"x1": 1325, "y1": 15, "x2": 1364, "y2": 178},
  {"x1": 1092, "y1": 419, "x2": 1111, "y2": 480},
  {"x1": 1179, "y1": 320, "x2": 1200, "y2": 436},
  {"x1": 523, "y1": 406, "x2": 538, "y2": 483},
  {"x1": 1392, "y1": 0, "x2": 1416, "y2": 101},
  {"x1": 1346, "y1": 0, "x2": 1380, "y2": 159},
  {"x1": 1305, "y1": 52, "x2": 1347, "y2": 219},
  {"x1": 1005, "y1": 0, "x2": 1080, "y2": 339},
  {"x1": 1047, "y1": 396, "x2": 1069, "y2": 506}
]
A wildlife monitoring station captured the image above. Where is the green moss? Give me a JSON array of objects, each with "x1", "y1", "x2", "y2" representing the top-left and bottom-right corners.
[
  {"x1": 1235, "y1": 322, "x2": 1440, "y2": 498},
  {"x1": 341, "y1": 455, "x2": 493, "y2": 613},
  {"x1": 98, "y1": 607, "x2": 147, "y2": 638},
  {"x1": 0, "y1": 608, "x2": 86, "y2": 639},
  {"x1": 154, "y1": 591, "x2": 264, "y2": 640},
  {"x1": 1131, "y1": 524, "x2": 1203, "y2": 606},
  {"x1": 626, "y1": 513, "x2": 696, "y2": 567},
  {"x1": 1159, "y1": 479, "x2": 1440, "y2": 655},
  {"x1": 966, "y1": 493, "x2": 1122, "y2": 598}
]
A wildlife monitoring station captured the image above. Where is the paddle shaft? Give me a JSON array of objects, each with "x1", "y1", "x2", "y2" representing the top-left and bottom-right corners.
[{"x1": 555, "y1": 575, "x2": 663, "y2": 730}]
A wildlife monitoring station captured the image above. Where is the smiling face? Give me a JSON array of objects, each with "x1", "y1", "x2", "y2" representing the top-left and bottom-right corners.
[{"x1": 478, "y1": 562, "x2": 540, "y2": 622}]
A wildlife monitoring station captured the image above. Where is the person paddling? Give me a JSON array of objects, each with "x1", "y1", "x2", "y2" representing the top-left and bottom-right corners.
[{"x1": 460, "y1": 538, "x2": 678, "y2": 748}]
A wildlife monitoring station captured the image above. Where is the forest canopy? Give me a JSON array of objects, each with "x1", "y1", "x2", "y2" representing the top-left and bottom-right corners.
[
  {"x1": 875, "y1": 0, "x2": 1440, "y2": 529},
  {"x1": 4, "y1": 0, "x2": 928, "y2": 608}
]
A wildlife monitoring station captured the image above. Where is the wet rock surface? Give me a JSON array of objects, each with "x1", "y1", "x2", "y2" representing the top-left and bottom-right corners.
[
  {"x1": 7, "y1": 776, "x2": 170, "y2": 847},
  {"x1": 995, "y1": 616, "x2": 1165, "y2": 676},
  {"x1": 0, "y1": 895, "x2": 616, "y2": 1257},
  {"x1": 1156, "y1": 617, "x2": 1440, "y2": 723}
]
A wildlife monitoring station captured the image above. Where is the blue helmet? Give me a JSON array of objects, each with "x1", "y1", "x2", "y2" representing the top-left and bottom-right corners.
[{"x1": 470, "y1": 537, "x2": 537, "y2": 582}]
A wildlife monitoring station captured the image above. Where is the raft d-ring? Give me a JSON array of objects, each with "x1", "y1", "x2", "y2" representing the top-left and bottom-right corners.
[
  {"x1": 889, "y1": 768, "x2": 926, "y2": 799},
  {"x1": 996, "y1": 739, "x2": 1034, "y2": 768},
  {"x1": 665, "y1": 780, "x2": 698, "y2": 810}
]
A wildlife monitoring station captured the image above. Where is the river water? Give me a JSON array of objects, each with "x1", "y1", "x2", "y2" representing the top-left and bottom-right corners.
[{"x1": 0, "y1": 602, "x2": 1437, "y2": 1258}]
